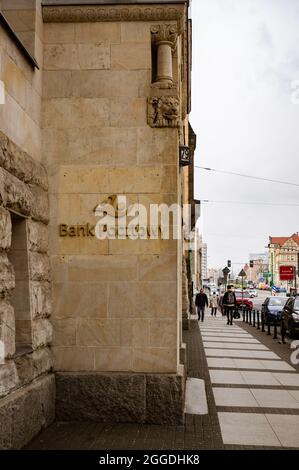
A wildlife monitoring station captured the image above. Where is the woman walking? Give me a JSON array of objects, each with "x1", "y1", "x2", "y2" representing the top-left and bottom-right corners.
[{"x1": 210, "y1": 292, "x2": 219, "y2": 318}]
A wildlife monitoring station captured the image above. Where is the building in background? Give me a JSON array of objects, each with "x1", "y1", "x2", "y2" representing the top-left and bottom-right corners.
[
  {"x1": 0, "y1": 0, "x2": 194, "y2": 449},
  {"x1": 190, "y1": 225, "x2": 202, "y2": 294},
  {"x1": 249, "y1": 252, "x2": 268, "y2": 263},
  {"x1": 201, "y1": 242, "x2": 208, "y2": 282},
  {"x1": 268, "y1": 234, "x2": 299, "y2": 288},
  {"x1": 244, "y1": 258, "x2": 269, "y2": 285},
  {"x1": 207, "y1": 267, "x2": 221, "y2": 285}
]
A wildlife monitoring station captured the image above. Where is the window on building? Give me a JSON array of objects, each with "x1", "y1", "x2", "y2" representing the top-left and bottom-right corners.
[{"x1": 7, "y1": 213, "x2": 32, "y2": 353}]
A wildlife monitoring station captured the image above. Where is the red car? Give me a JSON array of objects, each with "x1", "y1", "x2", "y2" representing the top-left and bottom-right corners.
[{"x1": 234, "y1": 290, "x2": 253, "y2": 311}]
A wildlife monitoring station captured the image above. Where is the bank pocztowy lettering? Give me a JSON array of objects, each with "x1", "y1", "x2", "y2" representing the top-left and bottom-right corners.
[{"x1": 58, "y1": 195, "x2": 198, "y2": 241}]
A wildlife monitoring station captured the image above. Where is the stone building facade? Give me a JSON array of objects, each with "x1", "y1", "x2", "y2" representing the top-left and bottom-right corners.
[
  {"x1": 0, "y1": 0, "x2": 194, "y2": 448},
  {"x1": 0, "y1": 0, "x2": 54, "y2": 449}
]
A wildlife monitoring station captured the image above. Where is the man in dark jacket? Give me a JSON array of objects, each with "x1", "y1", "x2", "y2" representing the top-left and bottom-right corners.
[
  {"x1": 195, "y1": 288, "x2": 209, "y2": 322},
  {"x1": 222, "y1": 285, "x2": 237, "y2": 325}
]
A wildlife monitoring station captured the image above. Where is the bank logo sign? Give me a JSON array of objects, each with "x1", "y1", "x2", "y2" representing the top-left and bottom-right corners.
[{"x1": 59, "y1": 195, "x2": 199, "y2": 248}]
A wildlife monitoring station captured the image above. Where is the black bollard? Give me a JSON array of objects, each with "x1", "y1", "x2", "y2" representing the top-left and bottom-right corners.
[
  {"x1": 273, "y1": 323, "x2": 277, "y2": 339},
  {"x1": 243, "y1": 308, "x2": 245, "y2": 322},
  {"x1": 245, "y1": 308, "x2": 248, "y2": 323},
  {"x1": 257, "y1": 310, "x2": 260, "y2": 330},
  {"x1": 253, "y1": 309, "x2": 256, "y2": 327},
  {"x1": 267, "y1": 321, "x2": 271, "y2": 335},
  {"x1": 249, "y1": 309, "x2": 252, "y2": 325},
  {"x1": 261, "y1": 313, "x2": 265, "y2": 332}
]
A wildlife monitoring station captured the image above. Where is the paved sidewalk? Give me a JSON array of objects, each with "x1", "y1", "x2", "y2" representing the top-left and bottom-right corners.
[
  {"x1": 201, "y1": 316, "x2": 299, "y2": 449},
  {"x1": 25, "y1": 314, "x2": 299, "y2": 450},
  {"x1": 25, "y1": 319, "x2": 223, "y2": 450}
]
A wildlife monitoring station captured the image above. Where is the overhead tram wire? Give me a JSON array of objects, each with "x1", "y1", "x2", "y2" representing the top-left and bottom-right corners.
[
  {"x1": 195, "y1": 165, "x2": 299, "y2": 188},
  {"x1": 201, "y1": 200, "x2": 299, "y2": 207}
]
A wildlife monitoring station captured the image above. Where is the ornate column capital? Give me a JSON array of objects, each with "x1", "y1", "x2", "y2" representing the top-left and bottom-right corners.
[{"x1": 151, "y1": 24, "x2": 178, "y2": 50}]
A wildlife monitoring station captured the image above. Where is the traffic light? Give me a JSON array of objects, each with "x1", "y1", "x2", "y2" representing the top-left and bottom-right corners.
[
  {"x1": 227, "y1": 260, "x2": 231, "y2": 268},
  {"x1": 250, "y1": 260, "x2": 254, "y2": 268}
]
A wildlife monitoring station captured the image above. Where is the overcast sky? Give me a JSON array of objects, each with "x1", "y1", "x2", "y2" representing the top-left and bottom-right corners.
[{"x1": 190, "y1": 0, "x2": 299, "y2": 273}]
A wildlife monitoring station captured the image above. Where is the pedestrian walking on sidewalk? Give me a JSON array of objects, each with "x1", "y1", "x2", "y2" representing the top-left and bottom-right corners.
[
  {"x1": 195, "y1": 288, "x2": 209, "y2": 322},
  {"x1": 222, "y1": 285, "x2": 237, "y2": 325},
  {"x1": 209, "y1": 292, "x2": 218, "y2": 317}
]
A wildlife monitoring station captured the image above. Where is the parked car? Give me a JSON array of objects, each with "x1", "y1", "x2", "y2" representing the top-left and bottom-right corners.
[
  {"x1": 261, "y1": 296, "x2": 287, "y2": 325},
  {"x1": 278, "y1": 287, "x2": 287, "y2": 293},
  {"x1": 234, "y1": 290, "x2": 253, "y2": 311},
  {"x1": 281, "y1": 296, "x2": 299, "y2": 337}
]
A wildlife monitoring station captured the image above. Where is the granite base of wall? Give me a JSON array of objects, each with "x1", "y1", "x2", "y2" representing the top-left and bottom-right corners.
[
  {"x1": 0, "y1": 374, "x2": 55, "y2": 449},
  {"x1": 56, "y1": 372, "x2": 185, "y2": 425},
  {"x1": 182, "y1": 317, "x2": 190, "y2": 330}
]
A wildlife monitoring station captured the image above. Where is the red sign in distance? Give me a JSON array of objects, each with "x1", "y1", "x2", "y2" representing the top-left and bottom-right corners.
[{"x1": 279, "y1": 265, "x2": 295, "y2": 281}]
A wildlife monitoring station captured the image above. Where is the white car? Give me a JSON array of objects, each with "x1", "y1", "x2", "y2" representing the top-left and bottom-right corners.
[{"x1": 248, "y1": 289, "x2": 257, "y2": 298}]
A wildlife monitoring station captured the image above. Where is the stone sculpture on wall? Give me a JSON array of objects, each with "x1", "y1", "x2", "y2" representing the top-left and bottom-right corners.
[{"x1": 147, "y1": 96, "x2": 180, "y2": 128}]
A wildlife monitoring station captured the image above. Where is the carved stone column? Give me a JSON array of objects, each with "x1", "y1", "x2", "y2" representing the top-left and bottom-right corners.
[{"x1": 151, "y1": 24, "x2": 177, "y2": 89}]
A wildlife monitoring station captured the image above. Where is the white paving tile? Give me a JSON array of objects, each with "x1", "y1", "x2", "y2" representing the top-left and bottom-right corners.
[
  {"x1": 266, "y1": 414, "x2": 299, "y2": 447},
  {"x1": 203, "y1": 337, "x2": 259, "y2": 343},
  {"x1": 202, "y1": 333, "x2": 252, "y2": 338},
  {"x1": 207, "y1": 357, "x2": 237, "y2": 368},
  {"x1": 218, "y1": 412, "x2": 281, "y2": 447},
  {"x1": 260, "y1": 360, "x2": 295, "y2": 371},
  {"x1": 200, "y1": 327, "x2": 241, "y2": 331},
  {"x1": 213, "y1": 387, "x2": 258, "y2": 407},
  {"x1": 241, "y1": 371, "x2": 281, "y2": 386},
  {"x1": 204, "y1": 349, "x2": 279, "y2": 359},
  {"x1": 251, "y1": 389, "x2": 299, "y2": 408},
  {"x1": 209, "y1": 370, "x2": 246, "y2": 385},
  {"x1": 200, "y1": 328, "x2": 243, "y2": 334},
  {"x1": 203, "y1": 342, "x2": 268, "y2": 350},
  {"x1": 288, "y1": 390, "x2": 299, "y2": 403},
  {"x1": 236, "y1": 359, "x2": 295, "y2": 371},
  {"x1": 274, "y1": 373, "x2": 299, "y2": 386},
  {"x1": 184, "y1": 378, "x2": 208, "y2": 415}
]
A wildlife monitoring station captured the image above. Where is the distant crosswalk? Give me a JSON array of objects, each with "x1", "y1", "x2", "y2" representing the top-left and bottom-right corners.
[{"x1": 200, "y1": 316, "x2": 299, "y2": 448}]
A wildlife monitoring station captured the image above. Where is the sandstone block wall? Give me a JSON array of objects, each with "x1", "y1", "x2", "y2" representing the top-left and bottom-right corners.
[
  {"x1": 0, "y1": 0, "x2": 43, "y2": 161},
  {"x1": 43, "y1": 19, "x2": 180, "y2": 374}
]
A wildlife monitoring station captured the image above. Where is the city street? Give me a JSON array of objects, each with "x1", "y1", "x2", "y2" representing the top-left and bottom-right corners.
[{"x1": 251, "y1": 289, "x2": 285, "y2": 310}]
